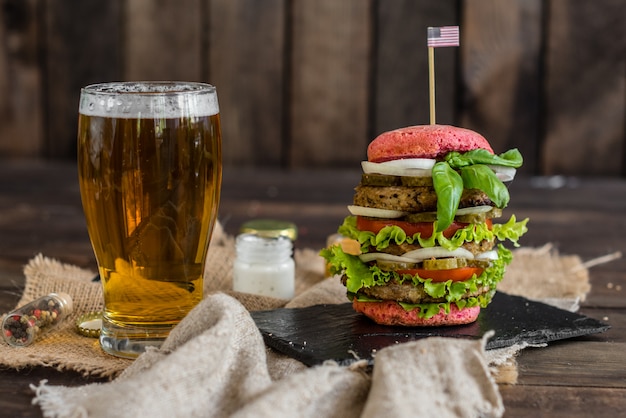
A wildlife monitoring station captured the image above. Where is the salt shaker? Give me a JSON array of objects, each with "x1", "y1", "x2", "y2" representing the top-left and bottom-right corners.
[
  {"x1": 2, "y1": 292, "x2": 73, "y2": 347},
  {"x1": 233, "y1": 233, "x2": 295, "y2": 299}
]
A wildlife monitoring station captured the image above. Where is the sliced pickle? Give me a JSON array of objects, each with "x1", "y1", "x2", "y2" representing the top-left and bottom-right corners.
[
  {"x1": 376, "y1": 260, "x2": 417, "y2": 271},
  {"x1": 422, "y1": 258, "x2": 468, "y2": 270},
  {"x1": 454, "y1": 212, "x2": 488, "y2": 224},
  {"x1": 400, "y1": 176, "x2": 434, "y2": 187},
  {"x1": 467, "y1": 259, "x2": 491, "y2": 269},
  {"x1": 403, "y1": 212, "x2": 438, "y2": 223},
  {"x1": 454, "y1": 207, "x2": 503, "y2": 223},
  {"x1": 360, "y1": 174, "x2": 434, "y2": 187},
  {"x1": 401, "y1": 208, "x2": 502, "y2": 224},
  {"x1": 360, "y1": 173, "x2": 401, "y2": 186}
]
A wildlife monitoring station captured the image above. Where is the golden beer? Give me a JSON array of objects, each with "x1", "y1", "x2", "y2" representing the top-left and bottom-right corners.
[{"x1": 77, "y1": 82, "x2": 221, "y2": 358}]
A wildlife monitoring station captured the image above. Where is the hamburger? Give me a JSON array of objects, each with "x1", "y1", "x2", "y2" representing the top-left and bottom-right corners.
[{"x1": 320, "y1": 125, "x2": 528, "y2": 326}]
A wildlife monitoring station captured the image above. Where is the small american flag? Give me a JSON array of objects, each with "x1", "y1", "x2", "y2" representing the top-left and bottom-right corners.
[{"x1": 427, "y1": 26, "x2": 460, "y2": 48}]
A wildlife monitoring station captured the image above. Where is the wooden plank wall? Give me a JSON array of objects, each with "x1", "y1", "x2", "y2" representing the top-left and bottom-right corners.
[{"x1": 0, "y1": 0, "x2": 624, "y2": 176}]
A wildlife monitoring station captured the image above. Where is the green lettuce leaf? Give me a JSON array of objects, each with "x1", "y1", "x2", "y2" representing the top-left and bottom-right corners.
[
  {"x1": 336, "y1": 215, "x2": 528, "y2": 253},
  {"x1": 398, "y1": 291, "x2": 495, "y2": 319},
  {"x1": 320, "y1": 244, "x2": 372, "y2": 293},
  {"x1": 347, "y1": 290, "x2": 495, "y2": 319}
]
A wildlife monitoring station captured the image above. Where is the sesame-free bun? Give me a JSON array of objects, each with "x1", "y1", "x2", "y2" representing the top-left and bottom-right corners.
[
  {"x1": 353, "y1": 299, "x2": 480, "y2": 327},
  {"x1": 368, "y1": 124, "x2": 493, "y2": 162}
]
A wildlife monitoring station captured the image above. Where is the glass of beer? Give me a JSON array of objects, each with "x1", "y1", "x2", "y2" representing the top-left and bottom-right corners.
[{"x1": 77, "y1": 82, "x2": 222, "y2": 358}]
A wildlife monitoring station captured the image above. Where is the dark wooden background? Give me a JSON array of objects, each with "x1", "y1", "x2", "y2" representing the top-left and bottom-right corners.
[{"x1": 0, "y1": 0, "x2": 624, "y2": 176}]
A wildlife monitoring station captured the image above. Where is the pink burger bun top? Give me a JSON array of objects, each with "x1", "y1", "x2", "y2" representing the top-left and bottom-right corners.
[{"x1": 367, "y1": 124, "x2": 494, "y2": 162}]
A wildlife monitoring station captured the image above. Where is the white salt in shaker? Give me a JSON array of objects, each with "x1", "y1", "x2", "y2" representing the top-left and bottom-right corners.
[{"x1": 233, "y1": 233, "x2": 295, "y2": 299}]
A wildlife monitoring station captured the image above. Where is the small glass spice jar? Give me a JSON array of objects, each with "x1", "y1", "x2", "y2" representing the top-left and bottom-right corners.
[
  {"x1": 233, "y1": 233, "x2": 295, "y2": 299},
  {"x1": 2, "y1": 292, "x2": 73, "y2": 347}
]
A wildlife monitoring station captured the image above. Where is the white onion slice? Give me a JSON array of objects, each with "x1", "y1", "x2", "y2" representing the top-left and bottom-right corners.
[
  {"x1": 488, "y1": 165, "x2": 516, "y2": 182},
  {"x1": 372, "y1": 158, "x2": 436, "y2": 169},
  {"x1": 347, "y1": 205, "x2": 408, "y2": 218},
  {"x1": 401, "y1": 247, "x2": 474, "y2": 262},
  {"x1": 361, "y1": 161, "x2": 432, "y2": 177},
  {"x1": 358, "y1": 253, "x2": 416, "y2": 263},
  {"x1": 475, "y1": 250, "x2": 499, "y2": 261},
  {"x1": 455, "y1": 205, "x2": 493, "y2": 215},
  {"x1": 362, "y1": 159, "x2": 516, "y2": 181}
]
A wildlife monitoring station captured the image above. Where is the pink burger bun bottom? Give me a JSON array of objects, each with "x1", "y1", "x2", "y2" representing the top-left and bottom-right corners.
[{"x1": 353, "y1": 299, "x2": 481, "y2": 327}]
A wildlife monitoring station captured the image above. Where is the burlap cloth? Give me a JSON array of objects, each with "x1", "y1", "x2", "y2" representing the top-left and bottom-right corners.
[{"x1": 0, "y1": 222, "x2": 605, "y2": 418}]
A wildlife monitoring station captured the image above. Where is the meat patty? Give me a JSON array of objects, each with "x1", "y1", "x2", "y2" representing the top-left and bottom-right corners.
[
  {"x1": 374, "y1": 239, "x2": 495, "y2": 257},
  {"x1": 353, "y1": 185, "x2": 492, "y2": 212},
  {"x1": 344, "y1": 276, "x2": 492, "y2": 305}
]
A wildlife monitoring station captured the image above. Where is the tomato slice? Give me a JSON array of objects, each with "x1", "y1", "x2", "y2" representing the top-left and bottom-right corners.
[
  {"x1": 396, "y1": 267, "x2": 484, "y2": 282},
  {"x1": 356, "y1": 216, "x2": 492, "y2": 239}
]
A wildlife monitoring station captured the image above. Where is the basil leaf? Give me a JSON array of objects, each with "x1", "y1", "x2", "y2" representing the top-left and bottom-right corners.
[
  {"x1": 445, "y1": 148, "x2": 523, "y2": 168},
  {"x1": 460, "y1": 164, "x2": 510, "y2": 208},
  {"x1": 497, "y1": 149, "x2": 524, "y2": 167},
  {"x1": 432, "y1": 162, "x2": 463, "y2": 232}
]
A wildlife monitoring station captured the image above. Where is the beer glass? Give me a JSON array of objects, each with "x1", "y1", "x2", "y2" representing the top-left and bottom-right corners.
[{"x1": 77, "y1": 82, "x2": 222, "y2": 358}]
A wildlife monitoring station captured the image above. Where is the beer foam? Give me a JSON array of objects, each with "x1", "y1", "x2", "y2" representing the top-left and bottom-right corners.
[{"x1": 79, "y1": 82, "x2": 219, "y2": 118}]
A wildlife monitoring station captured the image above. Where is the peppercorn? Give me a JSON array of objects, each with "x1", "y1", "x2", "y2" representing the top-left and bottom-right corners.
[{"x1": 1, "y1": 293, "x2": 73, "y2": 347}]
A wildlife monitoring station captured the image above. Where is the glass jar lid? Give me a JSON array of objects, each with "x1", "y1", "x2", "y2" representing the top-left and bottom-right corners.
[{"x1": 239, "y1": 219, "x2": 297, "y2": 241}]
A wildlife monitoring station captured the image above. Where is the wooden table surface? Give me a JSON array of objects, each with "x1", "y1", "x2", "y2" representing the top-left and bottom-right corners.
[{"x1": 1, "y1": 160, "x2": 625, "y2": 417}]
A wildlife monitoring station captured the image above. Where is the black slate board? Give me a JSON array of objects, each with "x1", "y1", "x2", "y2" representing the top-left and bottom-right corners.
[{"x1": 251, "y1": 292, "x2": 610, "y2": 367}]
